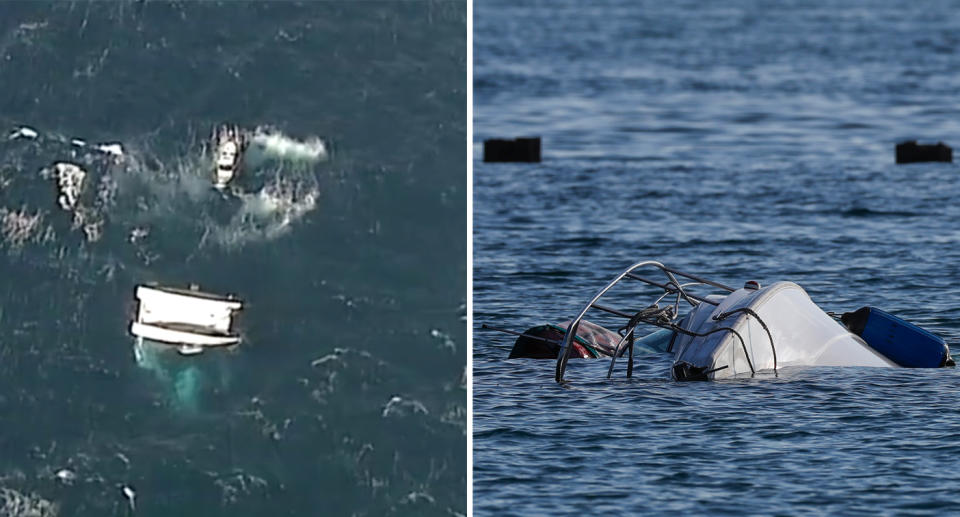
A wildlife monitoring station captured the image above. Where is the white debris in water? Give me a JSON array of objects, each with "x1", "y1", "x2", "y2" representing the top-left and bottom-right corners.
[
  {"x1": 70, "y1": 138, "x2": 86, "y2": 147},
  {"x1": 52, "y1": 162, "x2": 86, "y2": 211},
  {"x1": 401, "y1": 491, "x2": 436, "y2": 505},
  {"x1": 430, "y1": 329, "x2": 457, "y2": 353},
  {"x1": 95, "y1": 143, "x2": 124, "y2": 157},
  {"x1": 54, "y1": 468, "x2": 76, "y2": 484},
  {"x1": 81, "y1": 219, "x2": 103, "y2": 242},
  {"x1": 310, "y1": 350, "x2": 343, "y2": 367},
  {"x1": 129, "y1": 227, "x2": 149, "y2": 243},
  {"x1": 8, "y1": 126, "x2": 38, "y2": 140},
  {"x1": 381, "y1": 395, "x2": 429, "y2": 418},
  {"x1": 121, "y1": 485, "x2": 136, "y2": 511}
]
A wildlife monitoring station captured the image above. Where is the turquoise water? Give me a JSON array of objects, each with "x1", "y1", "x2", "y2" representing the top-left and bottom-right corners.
[{"x1": 0, "y1": 3, "x2": 465, "y2": 515}]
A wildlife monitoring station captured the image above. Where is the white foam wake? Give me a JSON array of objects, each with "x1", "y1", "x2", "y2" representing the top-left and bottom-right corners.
[
  {"x1": 246, "y1": 128, "x2": 327, "y2": 166},
  {"x1": 204, "y1": 175, "x2": 319, "y2": 248},
  {"x1": 0, "y1": 487, "x2": 58, "y2": 517}
]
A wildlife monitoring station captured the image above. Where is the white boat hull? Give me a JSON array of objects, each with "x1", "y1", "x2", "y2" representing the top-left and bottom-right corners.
[
  {"x1": 672, "y1": 282, "x2": 895, "y2": 379},
  {"x1": 130, "y1": 322, "x2": 240, "y2": 347},
  {"x1": 135, "y1": 286, "x2": 240, "y2": 332},
  {"x1": 130, "y1": 285, "x2": 242, "y2": 351}
]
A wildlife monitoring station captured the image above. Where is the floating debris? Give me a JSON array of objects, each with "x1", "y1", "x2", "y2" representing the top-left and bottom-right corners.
[
  {"x1": 128, "y1": 227, "x2": 148, "y2": 244},
  {"x1": 121, "y1": 484, "x2": 136, "y2": 512},
  {"x1": 95, "y1": 143, "x2": 124, "y2": 157},
  {"x1": 896, "y1": 140, "x2": 952, "y2": 164},
  {"x1": 430, "y1": 329, "x2": 457, "y2": 353},
  {"x1": 8, "y1": 126, "x2": 38, "y2": 140},
  {"x1": 483, "y1": 137, "x2": 541, "y2": 163},
  {"x1": 52, "y1": 162, "x2": 86, "y2": 211},
  {"x1": 382, "y1": 395, "x2": 428, "y2": 418},
  {"x1": 54, "y1": 468, "x2": 76, "y2": 484},
  {"x1": 401, "y1": 491, "x2": 436, "y2": 505}
]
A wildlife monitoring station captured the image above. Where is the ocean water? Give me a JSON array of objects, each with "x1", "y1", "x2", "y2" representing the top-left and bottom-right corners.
[
  {"x1": 0, "y1": 2, "x2": 465, "y2": 516},
  {"x1": 474, "y1": 1, "x2": 960, "y2": 515}
]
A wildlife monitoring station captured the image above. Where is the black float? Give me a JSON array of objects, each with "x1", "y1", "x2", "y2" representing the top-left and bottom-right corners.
[
  {"x1": 483, "y1": 137, "x2": 541, "y2": 163},
  {"x1": 895, "y1": 140, "x2": 952, "y2": 164}
]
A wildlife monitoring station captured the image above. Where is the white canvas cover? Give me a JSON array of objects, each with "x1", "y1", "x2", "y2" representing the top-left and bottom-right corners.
[{"x1": 672, "y1": 282, "x2": 894, "y2": 379}]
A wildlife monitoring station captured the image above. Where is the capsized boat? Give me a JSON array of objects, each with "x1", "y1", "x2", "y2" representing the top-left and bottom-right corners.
[
  {"x1": 129, "y1": 284, "x2": 243, "y2": 356},
  {"x1": 489, "y1": 261, "x2": 953, "y2": 381},
  {"x1": 211, "y1": 124, "x2": 246, "y2": 189}
]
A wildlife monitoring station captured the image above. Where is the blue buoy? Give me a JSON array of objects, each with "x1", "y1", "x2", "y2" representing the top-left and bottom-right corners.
[{"x1": 841, "y1": 307, "x2": 952, "y2": 368}]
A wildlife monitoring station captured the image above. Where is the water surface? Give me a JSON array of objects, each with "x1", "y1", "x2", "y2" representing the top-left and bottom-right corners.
[
  {"x1": 0, "y1": 3, "x2": 466, "y2": 515},
  {"x1": 474, "y1": 1, "x2": 960, "y2": 514}
]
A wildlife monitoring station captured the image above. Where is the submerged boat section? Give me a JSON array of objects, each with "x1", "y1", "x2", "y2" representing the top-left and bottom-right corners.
[{"x1": 492, "y1": 260, "x2": 953, "y2": 382}]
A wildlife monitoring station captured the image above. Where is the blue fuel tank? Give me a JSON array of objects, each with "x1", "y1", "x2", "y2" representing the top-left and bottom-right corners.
[{"x1": 841, "y1": 307, "x2": 952, "y2": 368}]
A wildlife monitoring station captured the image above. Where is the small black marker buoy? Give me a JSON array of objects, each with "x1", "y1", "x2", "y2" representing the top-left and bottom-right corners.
[
  {"x1": 895, "y1": 140, "x2": 952, "y2": 164},
  {"x1": 483, "y1": 137, "x2": 541, "y2": 163}
]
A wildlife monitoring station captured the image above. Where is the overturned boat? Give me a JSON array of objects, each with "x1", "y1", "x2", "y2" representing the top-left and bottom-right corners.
[
  {"x1": 211, "y1": 124, "x2": 247, "y2": 189},
  {"x1": 129, "y1": 284, "x2": 243, "y2": 356},
  {"x1": 491, "y1": 261, "x2": 953, "y2": 381}
]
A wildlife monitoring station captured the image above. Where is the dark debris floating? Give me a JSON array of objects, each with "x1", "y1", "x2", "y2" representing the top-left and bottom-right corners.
[
  {"x1": 483, "y1": 137, "x2": 541, "y2": 163},
  {"x1": 895, "y1": 140, "x2": 952, "y2": 164}
]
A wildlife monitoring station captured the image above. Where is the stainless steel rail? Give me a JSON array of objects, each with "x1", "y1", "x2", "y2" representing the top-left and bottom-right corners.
[{"x1": 555, "y1": 261, "x2": 736, "y2": 383}]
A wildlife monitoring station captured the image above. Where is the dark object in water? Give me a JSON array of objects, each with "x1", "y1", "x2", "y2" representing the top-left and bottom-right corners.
[
  {"x1": 508, "y1": 324, "x2": 581, "y2": 359},
  {"x1": 895, "y1": 140, "x2": 952, "y2": 164},
  {"x1": 507, "y1": 321, "x2": 675, "y2": 359},
  {"x1": 483, "y1": 137, "x2": 541, "y2": 163},
  {"x1": 841, "y1": 306, "x2": 954, "y2": 367},
  {"x1": 508, "y1": 320, "x2": 620, "y2": 359}
]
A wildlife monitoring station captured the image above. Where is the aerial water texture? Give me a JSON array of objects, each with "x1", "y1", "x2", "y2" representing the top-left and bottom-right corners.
[
  {"x1": 474, "y1": 1, "x2": 960, "y2": 515},
  {"x1": 0, "y1": 2, "x2": 466, "y2": 516}
]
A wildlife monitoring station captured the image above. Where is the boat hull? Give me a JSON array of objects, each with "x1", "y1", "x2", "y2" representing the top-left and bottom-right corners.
[
  {"x1": 671, "y1": 282, "x2": 895, "y2": 380},
  {"x1": 130, "y1": 285, "x2": 242, "y2": 350},
  {"x1": 130, "y1": 322, "x2": 239, "y2": 347}
]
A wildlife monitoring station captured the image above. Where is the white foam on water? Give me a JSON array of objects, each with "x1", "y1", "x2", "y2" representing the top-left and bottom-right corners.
[
  {"x1": 2, "y1": 124, "x2": 325, "y2": 254},
  {"x1": 203, "y1": 174, "x2": 319, "y2": 248},
  {"x1": 0, "y1": 487, "x2": 59, "y2": 517},
  {"x1": 0, "y1": 207, "x2": 51, "y2": 249},
  {"x1": 245, "y1": 127, "x2": 327, "y2": 167},
  {"x1": 133, "y1": 339, "x2": 204, "y2": 412},
  {"x1": 430, "y1": 329, "x2": 457, "y2": 353}
]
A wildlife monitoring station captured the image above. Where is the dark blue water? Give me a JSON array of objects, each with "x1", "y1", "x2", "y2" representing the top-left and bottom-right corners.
[
  {"x1": 0, "y1": 3, "x2": 465, "y2": 516},
  {"x1": 474, "y1": 1, "x2": 960, "y2": 515}
]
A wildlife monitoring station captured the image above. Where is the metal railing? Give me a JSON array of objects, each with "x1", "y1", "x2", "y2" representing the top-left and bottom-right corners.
[{"x1": 555, "y1": 261, "x2": 735, "y2": 383}]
